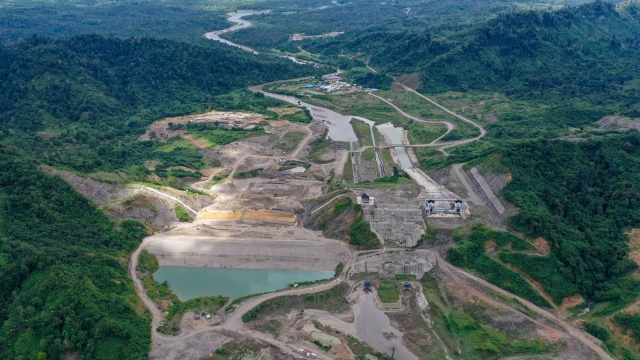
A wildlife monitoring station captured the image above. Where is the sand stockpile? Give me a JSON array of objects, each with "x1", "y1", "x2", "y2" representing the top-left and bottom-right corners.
[
  {"x1": 244, "y1": 210, "x2": 297, "y2": 223},
  {"x1": 199, "y1": 210, "x2": 243, "y2": 221}
]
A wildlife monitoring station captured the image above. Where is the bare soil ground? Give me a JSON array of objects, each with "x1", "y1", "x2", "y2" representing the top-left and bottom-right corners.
[
  {"x1": 144, "y1": 222, "x2": 351, "y2": 271},
  {"x1": 243, "y1": 210, "x2": 297, "y2": 223},
  {"x1": 627, "y1": 229, "x2": 640, "y2": 267},
  {"x1": 41, "y1": 167, "x2": 215, "y2": 230},
  {"x1": 534, "y1": 237, "x2": 551, "y2": 256},
  {"x1": 596, "y1": 115, "x2": 640, "y2": 131},
  {"x1": 560, "y1": 295, "x2": 585, "y2": 315},
  {"x1": 139, "y1": 111, "x2": 269, "y2": 141}
]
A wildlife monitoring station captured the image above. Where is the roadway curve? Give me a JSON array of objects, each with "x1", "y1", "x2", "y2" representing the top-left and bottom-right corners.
[
  {"x1": 367, "y1": 85, "x2": 487, "y2": 154},
  {"x1": 434, "y1": 253, "x2": 613, "y2": 360},
  {"x1": 368, "y1": 92, "x2": 454, "y2": 141}
]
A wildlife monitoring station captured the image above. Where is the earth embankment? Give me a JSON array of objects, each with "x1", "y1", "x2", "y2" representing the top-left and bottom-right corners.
[{"x1": 144, "y1": 223, "x2": 351, "y2": 271}]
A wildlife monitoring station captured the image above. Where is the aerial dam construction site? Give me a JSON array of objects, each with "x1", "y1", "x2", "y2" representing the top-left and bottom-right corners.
[
  {"x1": 96, "y1": 11, "x2": 612, "y2": 360},
  {"x1": 4, "y1": 0, "x2": 640, "y2": 359}
]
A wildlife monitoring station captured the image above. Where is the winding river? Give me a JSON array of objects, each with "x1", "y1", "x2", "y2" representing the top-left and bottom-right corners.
[{"x1": 205, "y1": 11, "x2": 269, "y2": 54}]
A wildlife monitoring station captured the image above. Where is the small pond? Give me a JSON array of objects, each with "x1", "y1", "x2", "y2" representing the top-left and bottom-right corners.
[{"x1": 154, "y1": 267, "x2": 334, "y2": 301}]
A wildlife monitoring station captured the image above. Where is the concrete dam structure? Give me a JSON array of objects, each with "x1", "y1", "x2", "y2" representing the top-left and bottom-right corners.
[{"x1": 362, "y1": 204, "x2": 425, "y2": 247}]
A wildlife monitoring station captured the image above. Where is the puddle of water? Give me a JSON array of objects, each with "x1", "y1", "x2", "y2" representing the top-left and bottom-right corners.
[
  {"x1": 154, "y1": 267, "x2": 333, "y2": 301},
  {"x1": 353, "y1": 292, "x2": 418, "y2": 360},
  {"x1": 288, "y1": 166, "x2": 307, "y2": 173},
  {"x1": 311, "y1": 332, "x2": 341, "y2": 345},
  {"x1": 376, "y1": 122, "x2": 413, "y2": 169}
]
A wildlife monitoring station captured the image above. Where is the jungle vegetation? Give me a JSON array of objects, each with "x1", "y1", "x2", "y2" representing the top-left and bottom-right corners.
[
  {"x1": 308, "y1": 1, "x2": 640, "y2": 122},
  {"x1": 0, "y1": 35, "x2": 317, "y2": 180},
  {"x1": 0, "y1": 30, "x2": 318, "y2": 359},
  {"x1": 0, "y1": 151, "x2": 150, "y2": 359}
]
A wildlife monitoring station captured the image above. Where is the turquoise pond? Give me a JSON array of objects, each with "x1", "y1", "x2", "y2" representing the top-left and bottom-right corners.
[{"x1": 153, "y1": 267, "x2": 334, "y2": 301}]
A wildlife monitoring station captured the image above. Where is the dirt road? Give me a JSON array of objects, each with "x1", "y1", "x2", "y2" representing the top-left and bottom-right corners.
[
  {"x1": 368, "y1": 92, "x2": 454, "y2": 141},
  {"x1": 435, "y1": 253, "x2": 613, "y2": 360},
  {"x1": 398, "y1": 83, "x2": 486, "y2": 138},
  {"x1": 289, "y1": 124, "x2": 313, "y2": 160},
  {"x1": 140, "y1": 186, "x2": 198, "y2": 216},
  {"x1": 359, "y1": 86, "x2": 487, "y2": 155}
]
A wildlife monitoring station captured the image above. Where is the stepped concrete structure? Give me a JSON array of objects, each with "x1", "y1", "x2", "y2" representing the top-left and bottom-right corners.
[
  {"x1": 362, "y1": 204, "x2": 425, "y2": 247},
  {"x1": 348, "y1": 250, "x2": 436, "y2": 280}
]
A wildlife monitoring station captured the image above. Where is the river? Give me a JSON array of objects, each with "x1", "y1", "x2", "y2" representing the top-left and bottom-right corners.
[
  {"x1": 250, "y1": 85, "x2": 360, "y2": 142},
  {"x1": 204, "y1": 11, "x2": 269, "y2": 54}
]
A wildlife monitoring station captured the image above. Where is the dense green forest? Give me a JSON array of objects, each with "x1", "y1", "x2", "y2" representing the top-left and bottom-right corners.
[
  {"x1": 0, "y1": 0, "x2": 595, "y2": 49},
  {"x1": 447, "y1": 134, "x2": 640, "y2": 309},
  {"x1": 0, "y1": 35, "x2": 316, "y2": 178},
  {"x1": 498, "y1": 135, "x2": 640, "y2": 303},
  {"x1": 0, "y1": 150, "x2": 150, "y2": 359},
  {"x1": 225, "y1": 0, "x2": 594, "y2": 50},
  {"x1": 307, "y1": 1, "x2": 640, "y2": 119},
  {"x1": 0, "y1": 0, "x2": 231, "y2": 44}
]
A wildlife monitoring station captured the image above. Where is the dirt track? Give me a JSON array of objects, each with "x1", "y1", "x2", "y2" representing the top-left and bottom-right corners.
[{"x1": 434, "y1": 253, "x2": 612, "y2": 360}]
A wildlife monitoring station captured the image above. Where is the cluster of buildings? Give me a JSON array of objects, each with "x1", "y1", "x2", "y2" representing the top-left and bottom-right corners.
[
  {"x1": 290, "y1": 31, "x2": 344, "y2": 41},
  {"x1": 303, "y1": 74, "x2": 379, "y2": 94}
]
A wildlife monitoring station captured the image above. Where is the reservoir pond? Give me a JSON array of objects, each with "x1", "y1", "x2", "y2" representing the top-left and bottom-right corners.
[{"x1": 154, "y1": 267, "x2": 334, "y2": 301}]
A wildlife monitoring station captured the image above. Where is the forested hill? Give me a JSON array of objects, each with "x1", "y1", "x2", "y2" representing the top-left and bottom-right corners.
[
  {"x1": 0, "y1": 35, "x2": 316, "y2": 359},
  {"x1": 308, "y1": 1, "x2": 640, "y2": 114},
  {"x1": 0, "y1": 150, "x2": 150, "y2": 359},
  {"x1": 0, "y1": 35, "x2": 316, "y2": 174},
  {"x1": 0, "y1": 34, "x2": 309, "y2": 131}
]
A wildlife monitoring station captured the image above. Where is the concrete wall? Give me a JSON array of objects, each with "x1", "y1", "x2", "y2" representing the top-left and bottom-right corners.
[
  {"x1": 362, "y1": 204, "x2": 425, "y2": 246},
  {"x1": 349, "y1": 250, "x2": 436, "y2": 280}
]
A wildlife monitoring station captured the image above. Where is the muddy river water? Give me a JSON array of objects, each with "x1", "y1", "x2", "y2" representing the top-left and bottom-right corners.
[
  {"x1": 204, "y1": 11, "x2": 269, "y2": 54},
  {"x1": 353, "y1": 292, "x2": 418, "y2": 360},
  {"x1": 376, "y1": 122, "x2": 413, "y2": 169},
  {"x1": 155, "y1": 267, "x2": 333, "y2": 301},
  {"x1": 253, "y1": 87, "x2": 360, "y2": 142}
]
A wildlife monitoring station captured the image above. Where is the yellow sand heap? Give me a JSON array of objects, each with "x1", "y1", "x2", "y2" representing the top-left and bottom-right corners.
[
  {"x1": 199, "y1": 210, "x2": 243, "y2": 220},
  {"x1": 243, "y1": 210, "x2": 297, "y2": 223}
]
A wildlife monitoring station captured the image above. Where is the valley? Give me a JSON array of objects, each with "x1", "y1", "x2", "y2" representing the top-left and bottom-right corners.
[
  {"x1": 105, "y1": 12, "x2": 612, "y2": 359},
  {"x1": 1, "y1": 1, "x2": 640, "y2": 360}
]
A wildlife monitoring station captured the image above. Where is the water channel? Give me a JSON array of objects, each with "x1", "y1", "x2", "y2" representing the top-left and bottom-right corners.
[
  {"x1": 353, "y1": 292, "x2": 418, "y2": 360},
  {"x1": 376, "y1": 122, "x2": 413, "y2": 169},
  {"x1": 154, "y1": 267, "x2": 333, "y2": 301}
]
